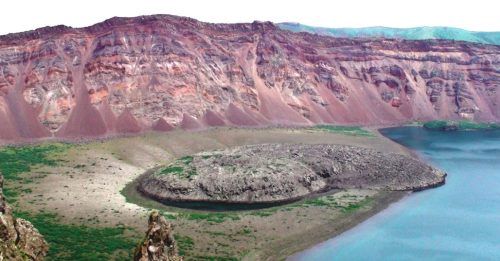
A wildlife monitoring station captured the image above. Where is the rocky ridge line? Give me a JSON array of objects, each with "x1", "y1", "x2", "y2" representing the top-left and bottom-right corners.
[{"x1": 0, "y1": 14, "x2": 498, "y2": 142}]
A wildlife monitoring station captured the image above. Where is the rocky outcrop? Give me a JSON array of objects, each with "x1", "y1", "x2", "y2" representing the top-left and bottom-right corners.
[
  {"x1": 0, "y1": 174, "x2": 48, "y2": 260},
  {"x1": 139, "y1": 144, "x2": 446, "y2": 204},
  {"x1": 0, "y1": 14, "x2": 499, "y2": 142},
  {"x1": 134, "y1": 211, "x2": 183, "y2": 261}
]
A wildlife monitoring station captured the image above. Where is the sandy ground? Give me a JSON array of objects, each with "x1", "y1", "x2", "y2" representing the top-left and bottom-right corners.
[{"x1": 12, "y1": 127, "x2": 412, "y2": 260}]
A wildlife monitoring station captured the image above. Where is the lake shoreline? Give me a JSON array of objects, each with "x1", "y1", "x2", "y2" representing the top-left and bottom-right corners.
[
  {"x1": 289, "y1": 127, "x2": 500, "y2": 260},
  {"x1": 273, "y1": 126, "x2": 448, "y2": 260},
  {"x1": 123, "y1": 168, "x2": 412, "y2": 261},
  {"x1": 269, "y1": 191, "x2": 409, "y2": 261},
  {"x1": 119, "y1": 127, "x2": 444, "y2": 260}
]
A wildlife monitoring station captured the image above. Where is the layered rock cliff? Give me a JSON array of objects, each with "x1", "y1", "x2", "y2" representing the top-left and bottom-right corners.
[
  {"x1": 0, "y1": 15, "x2": 499, "y2": 141},
  {"x1": 0, "y1": 174, "x2": 48, "y2": 260}
]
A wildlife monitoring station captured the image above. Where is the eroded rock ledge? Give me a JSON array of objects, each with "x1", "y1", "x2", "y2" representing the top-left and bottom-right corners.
[
  {"x1": 139, "y1": 144, "x2": 446, "y2": 204},
  {"x1": 0, "y1": 174, "x2": 48, "y2": 261}
]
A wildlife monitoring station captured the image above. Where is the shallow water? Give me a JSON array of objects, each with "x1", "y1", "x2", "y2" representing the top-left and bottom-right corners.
[{"x1": 290, "y1": 127, "x2": 500, "y2": 261}]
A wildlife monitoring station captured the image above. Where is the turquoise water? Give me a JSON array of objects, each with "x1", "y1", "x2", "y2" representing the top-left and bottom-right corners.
[{"x1": 290, "y1": 127, "x2": 500, "y2": 261}]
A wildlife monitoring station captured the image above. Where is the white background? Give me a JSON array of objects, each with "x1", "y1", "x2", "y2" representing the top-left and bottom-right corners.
[{"x1": 1, "y1": 0, "x2": 498, "y2": 35}]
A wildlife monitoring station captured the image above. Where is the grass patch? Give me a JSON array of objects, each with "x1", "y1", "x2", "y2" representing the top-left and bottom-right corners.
[
  {"x1": 157, "y1": 156, "x2": 198, "y2": 179},
  {"x1": 159, "y1": 211, "x2": 242, "y2": 225},
  {"x1": 181, "y1": 212, "x2": 240, "y2": 224},
  {"x1": 238, "y1": 227, "x2": 253, "y2": 235},
  {"x1": 193, "y1": 256, "x2": 238, "y2": 261},
  {"x1": 423, "y1": 120, "x2": 500, "y2": 131},
  {"x1": 0, "y1": 143, "x2": 70, "y2": 202},
  {"x1": 20, "y1": 188, "x2": 32, "y2": 194},
  {"x1": 3, "y1": 187, "x2": 20, "y2": 199},
  {"x1": 341, "y1": 197, "x2": 373, "y2": 213},
  {"x1": 250, "y1": 211, "x2": 274, "y2": 217},
  {"x1": 180, "y1": 155, "x2": 194, "y2": 165},
  {"x1": 275, "y1": 193, "x2": 374, "y2": 213},
  {"x1": 312, "y1": 125, "x2": 373, "y2": 136},
  {"x1": 302, "y1": 198, "x2": 330, "y2": 207},
  {"x1": 162, "y1": 212, "x2": 178, "y2": 220},
  {"x1": 0, "y1": 143, "x2": 137, "y2": 260},
  {"x1": 175, "y1": 234, "x2": 194, "y2": 256},
  {"x1": 249, "y1": 196, "x2": 338, "y2": 216},
  {"x1": 206, "y1": 231, "x2": 226, "y2": 237},
  {"x1": 341, "y1": 203, "x2": 363, "y2": 213},
  {"x1": 249, "y1": 203, "x2": 297, "y2": 218},
  {"x1": 160, "y1": 165, "x2": 184, "y2": 174},
  {"x1": 0, "y1": 144, "x2": 69, "y2": 181},
  {"x1": 15, "y1": 211, "x2": 135, "y2": 261},
  {"x1": 422, "y1": 120, "x2": 450, "y2": 130},
  {"x1": 458, "y1": 121, "x2": 500, "y2": 130}
]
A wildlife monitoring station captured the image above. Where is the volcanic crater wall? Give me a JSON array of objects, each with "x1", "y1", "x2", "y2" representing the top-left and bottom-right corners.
[{"x1": 0, "y1": 15, "x2": 499, "y2": 141}]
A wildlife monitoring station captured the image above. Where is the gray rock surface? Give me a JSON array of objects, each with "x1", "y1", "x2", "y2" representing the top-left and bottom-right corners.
[{"x1": 139, "y1": 144, "x2": 446, "y2": 204}]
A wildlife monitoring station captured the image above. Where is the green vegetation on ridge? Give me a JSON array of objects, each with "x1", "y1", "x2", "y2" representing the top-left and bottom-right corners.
[
  {"x1": 278, "y1": 23, "x2": 500, "y2": 45},
  {"x1": 0, "y1": 143, "x2": 137, "y2": 261},
  {"x1": 0, "y1": 144, "x2": 68, "y2": 181},
  {"x1": 15, "y1": 211, "x2": 135, "y2": 261},
  {"x1": 423, "y1": 120, "x2": 500, "y2": 131},
  {"x1": 313, "y1": 125, "x2": 373, "y2": 136},
  {"x1": 157, "y1": 155, "x2": 198, "y2": 178},
  {"x1": 0, "y1": 144, "x2": 70, "y2": 201}
]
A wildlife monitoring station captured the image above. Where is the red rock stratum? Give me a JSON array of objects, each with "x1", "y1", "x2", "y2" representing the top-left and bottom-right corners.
[{"x1": 0, "y1": 15, "x2": 499, "y2": 141}]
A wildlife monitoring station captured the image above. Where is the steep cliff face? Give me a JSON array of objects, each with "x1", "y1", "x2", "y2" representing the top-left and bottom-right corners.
[
  {"x1": 0, "y1": 175, "x2": 48, "y2": 260},
  {"x1": 0, "y1": 15, "x2": 499, "y2": 141}
]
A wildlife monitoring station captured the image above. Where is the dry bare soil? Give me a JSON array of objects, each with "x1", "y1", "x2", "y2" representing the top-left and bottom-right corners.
[{"x1": 2, "y1": 127, "x2": 414, "y2": 260}]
